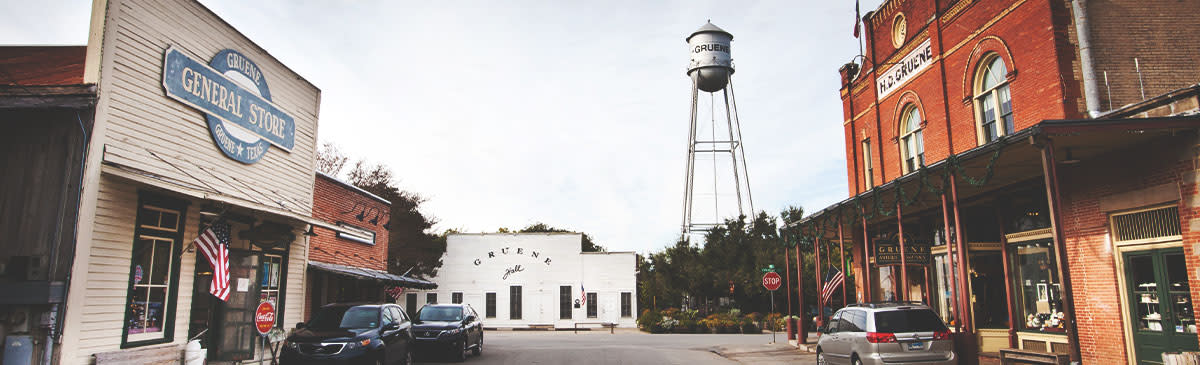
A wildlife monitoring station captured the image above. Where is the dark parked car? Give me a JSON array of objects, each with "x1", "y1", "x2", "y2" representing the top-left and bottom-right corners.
[
  {"x1": 411, "y1": 303, "x2": 483, "y2": 362},
  {"x1": 280, "y1": 303, "x2": 414, "y2": 364}
]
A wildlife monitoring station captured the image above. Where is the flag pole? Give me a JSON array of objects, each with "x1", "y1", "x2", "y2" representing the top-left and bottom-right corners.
[{"x1": 181, "y1": 205, "x2": 230, "y2": 256}]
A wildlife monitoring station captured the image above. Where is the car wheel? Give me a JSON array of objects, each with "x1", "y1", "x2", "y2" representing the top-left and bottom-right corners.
[
  {"x1": 453, "y1": 338, "x2": 467, "y2": 362},
  {"x1": 402, "y1": 348, "x2": 413, "y2": 365},
  {"x1": 472, "y1": 336, "x2": 482, "y2": 356},
  {"x1": 816, "y1": 350, "x2": 827, "y2": 365},
  {"x1": 852, "y1": 355, "x2": 863, "y2": 365}
]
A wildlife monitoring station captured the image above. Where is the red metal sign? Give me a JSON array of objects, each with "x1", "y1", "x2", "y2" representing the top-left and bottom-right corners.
[
  {"x1": 762, "y1": 271, "x2": 782, "y2": 291},
  {"x1": 255, "y1": 301, "x2": 276, "y2": 335}
]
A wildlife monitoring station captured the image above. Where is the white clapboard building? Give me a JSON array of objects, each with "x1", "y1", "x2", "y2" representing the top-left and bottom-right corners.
[{"x1": 403, "y1": 233, "x2": 637, "y2": 329}]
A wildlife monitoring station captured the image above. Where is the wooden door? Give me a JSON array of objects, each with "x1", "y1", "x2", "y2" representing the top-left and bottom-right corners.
[{"x1": 1126, "y1": 248, "x2": 1199, "y2": 364}]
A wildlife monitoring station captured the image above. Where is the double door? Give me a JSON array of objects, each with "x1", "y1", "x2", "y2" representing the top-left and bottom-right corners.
[{"x1": 1125, "y1": 248, "x2": 1198, "y2": 364}]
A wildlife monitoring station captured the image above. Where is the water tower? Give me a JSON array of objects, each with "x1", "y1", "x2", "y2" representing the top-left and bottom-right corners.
[{"x1": 681, "y1": 21, "x2": 755, "y2": 234}]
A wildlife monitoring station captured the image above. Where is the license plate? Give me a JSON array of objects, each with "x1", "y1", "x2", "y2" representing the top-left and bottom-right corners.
[{"x1": 908, "y1": 341, "x2": 924, "y2": 350}]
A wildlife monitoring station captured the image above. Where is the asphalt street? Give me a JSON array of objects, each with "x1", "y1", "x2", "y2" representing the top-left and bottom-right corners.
[{"x1": 414, "y1": 329, "x2": 816, "y2": 365}]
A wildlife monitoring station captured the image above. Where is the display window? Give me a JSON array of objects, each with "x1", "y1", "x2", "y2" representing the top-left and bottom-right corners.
[
  {"x1": 1009, "y1": 239, "x2": 1064, "y2": 333},
  {"x1": 122, "y1": 194, "x2": 187, "y2": 348}
]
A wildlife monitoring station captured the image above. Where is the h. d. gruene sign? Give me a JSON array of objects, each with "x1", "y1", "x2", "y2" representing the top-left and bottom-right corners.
[
  {"x1": 874, "y1": 242, "x2": 931, "y2": 266},
  {"x1": 162, "y1": 47, "x2": 295, "y2": 164}
]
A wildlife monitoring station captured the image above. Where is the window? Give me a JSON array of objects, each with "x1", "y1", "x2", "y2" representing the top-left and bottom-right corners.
[
  {"x1": 335, "y1": 222, "x2": 375, "y2": 245},
  {"x1": 862, "y1": 139, "x2": 874, "y2": 188},
  {"x1": 621, "y1": 292, "x2": 632, "y2": 317},
  {"x1": 1009, "y1": 239, "x2": 1064, "y2": 333},
  {"x1": 260, "y1": 254, "x2": 283, "y2": 305},
  {"x1": 406, "y1": 293, "x2": 417, "y2": 318},
  {"x1": 587, "y1": 293, "x2": 598, "y2": 318},
  {"x1": 122, "y1": 195, "x2": 187, "y2": 347},
  {"x1": 486, "y1": 292, "x2": 496, "y2": 318},
  {"x1": 452, "y1": 292, "x2": 463, "y2": 304},
  {"x1": 510, "y1": 286, "x2": 522, "y2": 319},
  {"x1": 839, "y1": 310, "x2": 865, "y2": 332},
  {"x1": 560, "y1": 286, "x2": 572, "y2": 320},
  {"x1": 975, "y1": 55, "x2": 1014, "y2": 144},
  {"x1": 382, "y1": 306, "x2": 396, "y2": 325},
  {"x1": 427, "y1": 293, "x2": 437, "y2": 305},
  {"x1": 899, "y1": 104, "x2": 924, "y2": 173}
]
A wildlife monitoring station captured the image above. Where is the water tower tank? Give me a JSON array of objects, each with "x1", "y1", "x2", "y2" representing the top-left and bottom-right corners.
[{"x1": 687, "y1": 21, "x2": 734, "y2": 92}]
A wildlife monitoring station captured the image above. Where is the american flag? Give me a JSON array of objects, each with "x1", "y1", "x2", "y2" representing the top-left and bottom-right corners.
[
  {"x1": 853, "y1": 0, "x2": 862, "y2": 38},
  {"x1": 195, "y1": 222, "x2": 231, "y2": 301},
  {"x1": 386, "y1": 286, "x2": 405, "y2": 301},
  {"x1": 821, "y1": 267, "x2": 845, "y2": 306},
  {"x1": 580, "y1": 284, "x2": 586, "y2": 305}
]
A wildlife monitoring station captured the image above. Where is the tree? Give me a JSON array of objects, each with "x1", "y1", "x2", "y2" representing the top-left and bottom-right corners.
[
  {"x1": 316, "y1": 142, "x2": 446, "y2": 278},
  {"x1": 517, "y1": 222, "x2": 606, "y2": 252}
]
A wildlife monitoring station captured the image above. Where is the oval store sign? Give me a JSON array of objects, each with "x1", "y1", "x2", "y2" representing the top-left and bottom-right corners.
[
  {"x1": 162, "y1": 47, "x2": 295, "y2": 164},
  {"x1": 255, "y1": 301, "x2": 276, "y2": 335}
]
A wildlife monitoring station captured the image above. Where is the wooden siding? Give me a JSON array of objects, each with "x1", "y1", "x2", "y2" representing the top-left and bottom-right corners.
[{"x1": 96, "y1": 0, "x2": 318, "y2": 216}]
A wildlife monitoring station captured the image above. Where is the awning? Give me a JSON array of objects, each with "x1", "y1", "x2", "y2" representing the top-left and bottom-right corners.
[
  {"x1": 308, "y1": 261, "x2": 437, "y2": 289},
  {"x1": 100, "y1": 143, "x2": 356, "y2": 235}
]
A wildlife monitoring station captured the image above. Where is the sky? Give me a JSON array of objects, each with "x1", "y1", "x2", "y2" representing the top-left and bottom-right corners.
[{"x1": 1, "y1": 0, "x2": 886, "y2": 254}]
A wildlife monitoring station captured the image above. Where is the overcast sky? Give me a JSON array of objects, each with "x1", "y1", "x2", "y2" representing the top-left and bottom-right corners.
[{"x1": 2, "y1": 0, "x2": 886, "y2": 254}]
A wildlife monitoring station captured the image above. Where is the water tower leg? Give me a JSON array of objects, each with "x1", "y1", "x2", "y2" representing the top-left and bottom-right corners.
[{"x1": 682, "y1": 77, "x2": 700, "y2": 232}]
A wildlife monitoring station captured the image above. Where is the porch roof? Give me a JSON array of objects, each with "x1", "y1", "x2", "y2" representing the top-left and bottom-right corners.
[{"x1": 308, "y1": 261, "x2": 437, "y2": 289}]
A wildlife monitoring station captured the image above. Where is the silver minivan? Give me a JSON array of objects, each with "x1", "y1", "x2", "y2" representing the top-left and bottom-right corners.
[{"x1": 816, "y1": 303, "x2": 956, "y2": 365}]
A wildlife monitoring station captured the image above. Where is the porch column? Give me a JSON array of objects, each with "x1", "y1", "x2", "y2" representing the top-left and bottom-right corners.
[
  {"x1": 838, "y1": 216, "x2": 848, "y2": 305},
  {"x1": 897, "y1": 201, "x2": 908, "y2": 301},
  {"x1": 862, "y1": 214, "x2": 872, "y2": 303},
  {"x1": 785, "y1": 245, "x2": 792, "y2": 316},
  {"x1": 950, "y1": 174, "x2": 973, "y2": 333},
  {"x1": 797, "y1": 241, "x2": 807, "y2": 343},
  {"x1": 815, "y1": 234, "x2": 824, "y2": 328},
  {"x1": 1037, "y1": 137, "x2": 1082, "y2": 363},
  {"x1": 996, "y1": 207, "x2": 1018, "y2": 348},
  {"x1": 940, "y1": 193, "x2": 962, "y2": 332}
]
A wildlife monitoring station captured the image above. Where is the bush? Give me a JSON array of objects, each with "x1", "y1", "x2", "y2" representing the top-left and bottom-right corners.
[
  {"x1": 764, "y1": 312, "x2": 784, "y2": 331},
  {"x1": 638, "y1": 309, "x2": 662, "y2": 332}
]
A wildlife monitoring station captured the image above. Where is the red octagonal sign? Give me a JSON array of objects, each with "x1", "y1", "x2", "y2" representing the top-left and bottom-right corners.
[
  {"x1": 255, "y1": 301, "x2": 276, "y2": 335},
  {"x1": 762, "y1": 271, "x2": 782, "y2": 291}
]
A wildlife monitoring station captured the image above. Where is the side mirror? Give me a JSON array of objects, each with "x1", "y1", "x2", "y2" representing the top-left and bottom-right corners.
[
  {"x1": 464, "y1": 315, "x2": 476, "y2": 323},
  {"x1": 295, "y1": 322, "x2": 306, "y2": 329},
  {"x1": 383, "y1": 322, "x2": 400, "y2": 331}
]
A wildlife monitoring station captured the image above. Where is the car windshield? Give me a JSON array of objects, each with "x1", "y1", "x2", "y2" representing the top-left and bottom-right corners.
[
  {"x1": 418, "y1": 307, "x2": 463, "y2": 322},
  {"x1": 307, "y1": 306, "x2": 380, "y2": 330},
  {"x1": 873, "y1": 309, "x2": 948, "y2": 333}
]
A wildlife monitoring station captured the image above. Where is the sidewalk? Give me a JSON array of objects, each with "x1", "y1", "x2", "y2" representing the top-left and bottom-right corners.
[
  {"x1": 788, "y1": 333, "x2": 821, "y2": 353},
  {"x1": 712, "y1": 334, "x2": 817, "y2": 364}
]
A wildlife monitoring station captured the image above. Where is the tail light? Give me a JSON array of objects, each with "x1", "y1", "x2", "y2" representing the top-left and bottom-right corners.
[
  {"x1": 866, "y1": 332, "x2": 897, "y2": 343},
  {"x1": 933, "y1": 330, "x2": 951, "y2": 340}
]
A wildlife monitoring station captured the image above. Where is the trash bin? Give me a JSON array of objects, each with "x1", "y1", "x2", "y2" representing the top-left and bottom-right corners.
[{"x1": 184, "y1": 340, "x2": 205, "y2": 365}]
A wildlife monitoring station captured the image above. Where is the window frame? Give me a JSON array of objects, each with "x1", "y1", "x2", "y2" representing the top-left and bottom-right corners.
[
  {"x1": 899, "y1": 104, "x2": 925, "y2": 174},
  {"x1": 621, "y1": 292, "x2": 632, "y2": 318},
  {"x1": 560, "y1": 286, "x2": 573, "y2": 320},
  {"x1": 485, "y1": 292, "x2": 497, "y2": 318},
  {"x1": 862, "y1": 138, "x2": 874, "y2": 188},
  {"x1": 121, "y1": 192, "x2": 189, "y2": 349},
  {"x1": 510, "y1": 286, "x2": 523, "y2": 320},
  {"x1": 426, "y1": 292, "x2": 437, "y2": 305},
  {"x1": 974, "y1": 54, "x2": 1014, "y2": 145},
  {"x1": 452, "y1": 292, "x2": 463, "y2": 304},
  {"x1": 586, "y1": 292, "x2": 598, "y2": 318}
]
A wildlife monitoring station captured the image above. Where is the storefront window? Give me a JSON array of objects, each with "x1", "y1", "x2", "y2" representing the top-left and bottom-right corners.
[
  {"x1": 123, "y1": 198, "x2": 186, "y2": 347},
  {"x1": 931, "y1": 254, "x2": 956, "y2": 325},
  {"x1": 260, "y1": 254, "x2": 282, "y2": 305},
  {"x1": 970, "y1": 252, "x2": 1009, "y2": 329},
  {"x1": 1010, "y1": 240, "x2": 1064, "y2": 333}
]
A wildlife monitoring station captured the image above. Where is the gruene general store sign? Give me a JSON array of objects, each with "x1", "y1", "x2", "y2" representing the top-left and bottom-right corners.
[
  {"x1": 876, "y1": 38, "x2": 933, "y2": 99},
  {"x1": 873, "y1": 241, "x2": 931, "y2": 266},
  {"x1": 162, "y1": 47, "x2": 296, "y2": 164}
]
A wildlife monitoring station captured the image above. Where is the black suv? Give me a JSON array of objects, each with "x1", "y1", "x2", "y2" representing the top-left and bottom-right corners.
[
  {"x1": 411, "y1": 303, "x2": 483, "y2": 362},
  {"x1": 281, "y1": 303, "x2": 414, "y2": 364}
]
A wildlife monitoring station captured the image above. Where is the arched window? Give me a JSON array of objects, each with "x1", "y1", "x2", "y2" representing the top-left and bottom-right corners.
[
  {"x1": 900, "y1": 104, "x2": 924, "y2": 173},
  {"x1": 975, "y1": 55, "x2": 1013, "y2": 144}
]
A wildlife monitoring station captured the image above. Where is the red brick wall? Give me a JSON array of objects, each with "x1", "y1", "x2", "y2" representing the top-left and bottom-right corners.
[
  {"x1": 844, "y1": 0, "x2": 1075, "y2": 195},
  {"x1": 1059, "y1": 140, "x2": 1177, "y2": 363},
  {"x1": 310, "y1": 174, "x2": 390, "y2": 272}
]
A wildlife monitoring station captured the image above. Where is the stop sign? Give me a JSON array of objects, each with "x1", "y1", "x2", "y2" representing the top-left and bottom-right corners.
[
  {"x1": 255, "y1": 301, "x2": 276, "y2": 335},
  {"x1": 762, "y1": 271, "x2": 782, "y2": 291}
]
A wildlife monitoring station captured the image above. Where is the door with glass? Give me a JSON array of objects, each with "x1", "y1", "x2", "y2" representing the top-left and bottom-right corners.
[{"x1": 1125, "y1": 248, "x2": 1198, "y2": 364}]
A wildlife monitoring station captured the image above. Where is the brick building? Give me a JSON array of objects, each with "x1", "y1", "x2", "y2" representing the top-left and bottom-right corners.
[
  {"x1": 305, "y1": 172, "x2": 435, "y2": 319},
  {"x1": 789, "y1": 0, "x2": 1200, "y2": 363}
]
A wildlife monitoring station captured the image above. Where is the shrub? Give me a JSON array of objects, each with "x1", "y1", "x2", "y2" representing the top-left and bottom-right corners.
[{"x1": 638, "y1": 309, "x2": 662, "y2": 332}]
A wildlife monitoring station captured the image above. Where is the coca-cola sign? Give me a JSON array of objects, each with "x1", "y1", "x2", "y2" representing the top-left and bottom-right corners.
[{"x1": 255, "y1": 301, "x2": 276, "y2": 335}]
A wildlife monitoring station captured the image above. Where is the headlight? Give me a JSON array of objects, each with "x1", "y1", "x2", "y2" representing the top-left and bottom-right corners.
[
  {"x1": 443, "y1": 328, "x2": 462, "y2": 336},
  {"x1": 284, "y1": 341, "x2": 298, "y2": 349},
  {"x1": 344, "y1": 339, "x2": 371, "y2": 350}
]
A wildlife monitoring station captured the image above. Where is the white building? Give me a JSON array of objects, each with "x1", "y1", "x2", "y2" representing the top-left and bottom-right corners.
[{"x1": 403, "y1": 233, "x2": 638, "y2": 328}]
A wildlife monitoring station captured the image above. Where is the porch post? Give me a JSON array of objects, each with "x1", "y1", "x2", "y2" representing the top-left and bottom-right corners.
[
  {"x1": 815, "y1": 234, "x2": 824, "y2": 328},
  {"x1": 996, "y1": 206, "x2": 1018, "y2": 348},
  {"x1": 862, "y1": 214, "x2": 872, "y2": 303},
  {"x1": 897, "y1": 201, "x2": 908, "y2": 302},
  {"x1": 785, "y1": 245, "x2": 792, "y2": 316},
  {"x1": 940, "y1": 193, "x2": 962, "y2": 332},
  {"x1": 950, "y1": 174, "x2": 973, "y2": 333},
  {"x1": 1037, "y1": 137, "x2": 1082, "y2": 363},
  {"x1": 797, "y1": 241, "x2": 807, "y2": 343},
  {"x1": 838, "y1": 216, "x2": 848, "y2": 305}
]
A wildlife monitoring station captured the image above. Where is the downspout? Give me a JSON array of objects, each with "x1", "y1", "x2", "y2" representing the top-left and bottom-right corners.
[{"x1": 1072, "y1": 0, "x2": 1102, "y2": 118}]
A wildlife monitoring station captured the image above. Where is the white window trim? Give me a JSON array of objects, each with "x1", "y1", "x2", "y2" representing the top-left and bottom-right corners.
[
  {"x1": 862, "y1": 139, "x2": 874, "y2": 189},
  {"x1": 336, "y1": 222, "x2": 376, "y2": 245},
  {"x1": 899, "y1": 105, "x2": 924, "y2": 174},
  {"x1": 974, "y1": 54, "x2": 1013, "y2": 145}
]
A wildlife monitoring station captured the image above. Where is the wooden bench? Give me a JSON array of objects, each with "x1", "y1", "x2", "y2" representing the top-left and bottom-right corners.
[
  {"x1": 998, "y1": 348, "x2": 1070, "y2": 365},
  {"x1": 573, "y1": 322, "x2": 616, "y2": 334},
  {"x1": 94, "y1": 343, "x2": 182, "y2": 365}
]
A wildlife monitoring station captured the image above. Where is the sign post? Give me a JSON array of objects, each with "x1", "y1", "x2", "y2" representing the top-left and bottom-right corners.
[
  {"x1": 255, "y1": 301, "x2": 276, "y2": 362},
  {"x1": 762, "y1": 265, "x2": 781, "y2": 344}
]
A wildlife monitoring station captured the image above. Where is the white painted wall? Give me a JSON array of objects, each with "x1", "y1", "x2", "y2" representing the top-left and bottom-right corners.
[{"x1": 406, "y1": 233, "x2": 637, "y2": 328}]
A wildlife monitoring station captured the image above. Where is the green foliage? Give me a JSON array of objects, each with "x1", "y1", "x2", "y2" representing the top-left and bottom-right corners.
[{"x1": 518, "y1": 222, "x2": 606, "y2": 252}]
